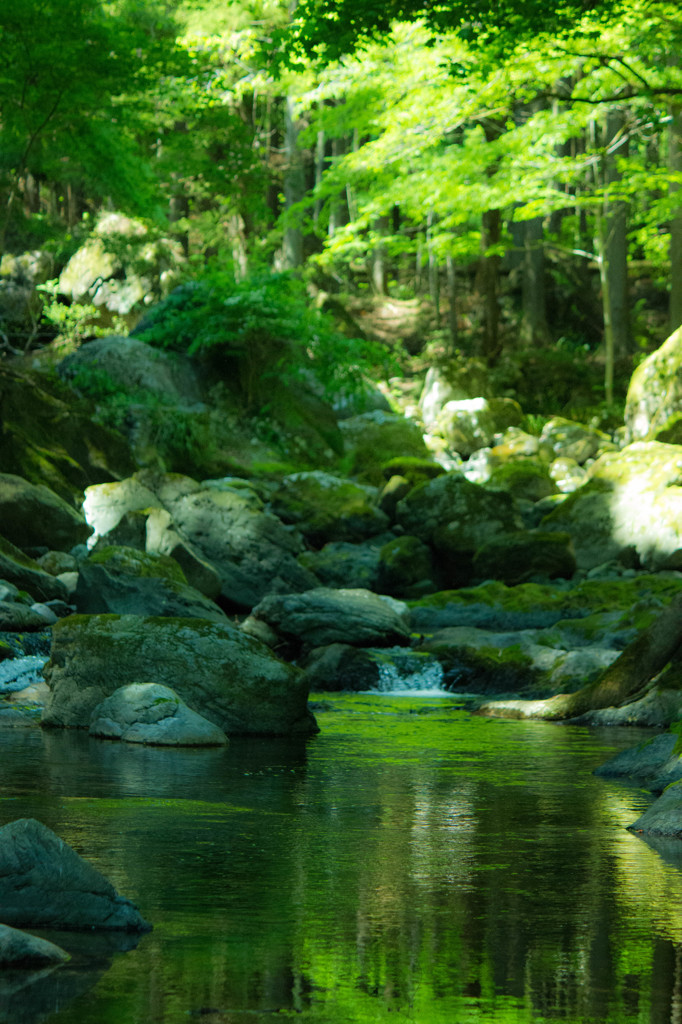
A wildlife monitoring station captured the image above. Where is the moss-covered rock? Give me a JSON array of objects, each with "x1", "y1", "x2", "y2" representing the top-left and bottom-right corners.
[
  {"x1": 380, "y1": 456, "x2": 445, "y2": 486},
  {"x1": 539, "y1": 416, "x2": 616, "y2": 464},
  {"x1": 298, "y1": 540, "x2": 383, "y2": 590},
  {"x1": 625, "y1": 325, "x2": 682, "y2": 442},
  {"x1": 43, "y1": 614, "x2": 317, "y2": 736},
  {"x1": 0, "y1": 364, "x2": 135, "y2": 503},
  {"x1": 0, "y1": 535, "x2": 68, "y2": 602},
  {"x1": 473, "y1": 530, "x2": 576, "y2": 585},
  {"x1": 74, "y1": 545, "x2": 228, "y2": 622},
  {"x1": 540, "y1": 442, "x2": 682, "y2": 570},
  {"x1": 377, "y1": 535, "x2": 435, "y2": 597},
  {"x1": 270, "y1": 471, "x2": 389, "y2": 546},
  {"x1": 338, "y1": 411, "x2": 429, "y2": 484},
  {"x1": 435, "y1": 397, "x2": 523, "y2": 457},
  {"x1": 486, "y1": 460, "x2": 558, "y2": 502},
  {"x1": 0, "y1": 472, "x2": 91, "y2": 552},
  {"x1": 396, "y1": 472, "x2": 521, "y2": 586}
]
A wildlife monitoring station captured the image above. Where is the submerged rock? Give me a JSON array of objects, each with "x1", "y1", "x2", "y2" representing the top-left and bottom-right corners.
[
  {"x1": 0, "y1": 923, "x2": 70, "y2": 967},
  {"x1": 595, "y1": 731, "x2": 682, "y2": 790},
  {"x1": 0, "y1": 818, "x2": 151, "y2": 931}
]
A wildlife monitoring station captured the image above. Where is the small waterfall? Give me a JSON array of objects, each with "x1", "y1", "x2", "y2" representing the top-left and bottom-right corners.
[
  {"x1": 0, "y1": 656, "x2": 48, "y2": 693},
  {"x1": 374, "y1": 651, "x2": 445, "y2": 694}
]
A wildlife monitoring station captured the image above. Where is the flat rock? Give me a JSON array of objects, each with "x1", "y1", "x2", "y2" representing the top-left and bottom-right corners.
[
  {"x1": 249, "y1": 588, "x2": 410, "y2": 651},
  {"x1": 90, "y1": 683, "x2": 228, "y2": 746},
  {"x1": 0, "y1": 818, "x2": 151, "y2": 931}
]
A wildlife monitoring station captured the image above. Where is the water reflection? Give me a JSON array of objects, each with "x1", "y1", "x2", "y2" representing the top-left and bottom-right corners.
[{"x1": 0, "y1": 699, "x2": 679, "y2": 1023}]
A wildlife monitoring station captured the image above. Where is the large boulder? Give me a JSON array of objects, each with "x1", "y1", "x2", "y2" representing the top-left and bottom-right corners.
[
  {"x1": 338, "y1": 411, "x2": 430, "y2": 484},
  {"x1": 435, "y1": 397, "x2": 523, "y2": 457},
  {"x1": 161, "y1": 484, "x2": 317, "y2": 610},
  {"x1": 628, "y1": 780, "x2": 682, "y2": 835},
  {"x1": 539, "y1": 442, "x2": 682, "y2": 571},
  {"x1": 43, "y1": 613, "x2": 317, "y2": 736},
  {"x1": 59, "y1": 336, "x2": 202, "y2": 405},
  {"x1": 0, "y1": 473, "x2": 91, "y2": 551},
  {"x1": 74, "y1": 546, "x2": 227, "y2": 622},
  {"x1": 472, "y1": 530, "x2": 576, "y2": 585},
  {"x1": 0, "y1": 535, "x2": 69, "y2": 602},
  {"x1": 247, "y1": 588, "x2": 410, "y2": 652},
  {"x1": 83, "y1": 473, "x2": 318, "y2": 610},
  {"x1": 0, "y1": 364, "x2": 135, "y2": 503},
  {"x1": 58, "y1": 211, "x2": 184, "y2": 317},
  {"x1": 396, "y1": 472, "x2": 521, "y2": 586},
  {"x1": 89, "y1": 683, "x2": 228, "y2": 746},
  {"x1": 625, "y1": 325, "x2": 682, "y2": 442},
  {"x1": 270, "y1": 471, "x2": 389, "y2": 546},
  {"x1": 0, "y1": 818, "x2": 151, "y2": 931}
]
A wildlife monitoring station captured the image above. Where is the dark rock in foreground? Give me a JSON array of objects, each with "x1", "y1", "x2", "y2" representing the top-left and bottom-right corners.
[{"x1": 0, "y1": 818, "x2": 151, "y2": 932}]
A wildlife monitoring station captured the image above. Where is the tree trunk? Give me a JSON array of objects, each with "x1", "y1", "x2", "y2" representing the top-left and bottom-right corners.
[
  {"x1": 427, "y1": 209, "x2": 440, "y2": 326},
  {"x1": 282, "y1": 96, "x2": 305, "y2": 269},
  {"x1": 479, "y1": 207, "x2": 501, "y2": 362},
  {"x1": 669, "y1": 101, "x2": 682, "y2": 331},
  {"x1": 521, "y1": 216, "x2": 548, "y2": 345},
  {"x1": 512, "y1": 592, "x2": 682, "y2": 721}
]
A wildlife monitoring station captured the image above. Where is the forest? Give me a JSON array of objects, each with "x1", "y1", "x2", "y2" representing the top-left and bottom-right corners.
[{"x1": 2, "y1": 0, "x2": 682, "y2": 417}]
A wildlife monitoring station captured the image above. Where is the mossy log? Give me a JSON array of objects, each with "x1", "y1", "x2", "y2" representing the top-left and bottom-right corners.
[{"x1": 538, "y1": 592, "x2": 682, "y2": 720}]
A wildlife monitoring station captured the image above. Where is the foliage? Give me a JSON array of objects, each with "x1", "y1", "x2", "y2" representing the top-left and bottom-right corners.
[{"x1": 134, "y1": 266, "x2": 394, "y2": 406}]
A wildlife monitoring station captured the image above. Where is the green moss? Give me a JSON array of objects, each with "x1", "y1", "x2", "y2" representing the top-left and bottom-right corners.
[{"x1": 88, "y1": 545, "x2": 188, "y2": 584}]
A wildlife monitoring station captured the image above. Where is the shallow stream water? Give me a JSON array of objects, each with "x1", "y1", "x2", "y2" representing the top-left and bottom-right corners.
[{"x1": 2, "y1": 693, "x2": 681, "y2": 1024}]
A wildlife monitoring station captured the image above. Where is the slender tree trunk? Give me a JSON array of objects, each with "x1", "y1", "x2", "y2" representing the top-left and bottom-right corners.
[
  {"x1": 669, "y1": 101, "x2": 682, "y2": 331},
  {"x1": 371, "y1": 215, "x2": 389, "y2": 295},
  {"x1": 479, "y1": 207, "x2": 501, "y2": 362},
  {"x1": 521, "y1": 216, "x2": 548, "y2": 344},
  {"x1": 426, "y1": 209, "x2": 440, "y2": 327},
  {"x1": 593, "y1": 109, "x2": 631, "y2": 403},
  {"x1": 446, "y1": 254, "x2": 458, "y2": 354},
  {"x1": 282, "y1": 96, "x2": 305, "y2": 269}
]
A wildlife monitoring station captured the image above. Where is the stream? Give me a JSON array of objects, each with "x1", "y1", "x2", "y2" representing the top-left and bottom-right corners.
[{"x1": 1, "y1": 692, "x2": 680, "y2": 1024}]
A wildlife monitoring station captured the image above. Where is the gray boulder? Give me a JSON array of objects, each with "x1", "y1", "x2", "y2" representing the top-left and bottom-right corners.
[
  {"x1": 595, "y1": 732, "x2": 682, "y2": 790},
  {"x1": 249, "y1": 588, "x2": 411, "y2": 651},
  {"x1": 0, "y1": 818, "x2": 151, "y2": 931},
  {"x1": 74, "y1": 546, "x2": 227, "y2": 623},
  {"x1": 629, "y1": 780, "x2": 682, "y2": 835},
  {"x1": 435, "y1": 396, "x2": 523, "y2": 457},
  {"x1": 0, "y1": 923, "x2": 70, "y2": 967},
  {"x1": 0, "y1": 536, "x2": 68, "y2": 602},
  {"x1": 338, "y1": 410, "x2": 430, "y2": 484},
  {"x1": 0, "y1": 473, "x2": 91, "y2": 551},
  {"x1": 472, "y1": 530, "x2": 576, "y2": 585},
  {"x1": 539, "y1": 442, "x2": 682, "y2": 570},
  {"x1": 299, "y1": 539, "x2": 385, "y2": 590},
  {"x1": 270, "y1": 471, "x2": 389, "y2": 546},
  {"x1": 89, "y1": 683, "x2": 228, "y2": 746},
  {"x1": 43, "y1": 613, "x2": 317, "y2": 736},
  {"x1": 163, "y1": 485, "x2": 317, "y2": 610}
]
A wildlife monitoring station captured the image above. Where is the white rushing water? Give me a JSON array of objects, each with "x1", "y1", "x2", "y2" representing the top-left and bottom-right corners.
[{"x1": 375, "y1": 656, "x2": 445, "y2": 694}]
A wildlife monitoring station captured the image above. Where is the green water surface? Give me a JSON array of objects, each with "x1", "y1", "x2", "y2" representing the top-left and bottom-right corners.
[{"x1": 1, "y1": 693, "x2": 680, "y2": 1024}]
